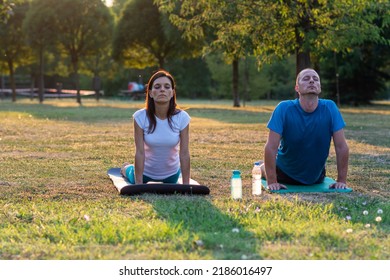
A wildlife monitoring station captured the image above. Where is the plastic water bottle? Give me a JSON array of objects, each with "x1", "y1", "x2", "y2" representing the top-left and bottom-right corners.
[
  {"x1": 231, "y1": 170, "x2": 242, "y2": 199},
  {"x1": 252, "y1": 161, "x2": 262, "y2": 195}
]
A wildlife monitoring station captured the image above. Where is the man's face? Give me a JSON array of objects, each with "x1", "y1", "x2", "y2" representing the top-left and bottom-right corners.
[{"x1": 295, "y1": 69, "x2": 321, "y2": 96}]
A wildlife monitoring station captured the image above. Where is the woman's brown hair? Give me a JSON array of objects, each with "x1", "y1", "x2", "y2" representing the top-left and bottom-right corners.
[{"x1": 145, "y1": 70, "x2": 180, "y2": 133}]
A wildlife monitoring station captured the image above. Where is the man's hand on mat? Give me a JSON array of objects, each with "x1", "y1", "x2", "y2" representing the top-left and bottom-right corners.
[
  {"x1": 329, "y1": 182, "x2": 348, "y2": 189},
  {"x1": 268, "y1": 182, "x2": 287, "y2": 190}
]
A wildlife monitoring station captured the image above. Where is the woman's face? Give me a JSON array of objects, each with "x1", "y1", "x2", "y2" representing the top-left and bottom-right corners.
[{"x1": 150, "y1": 76, "x2": 174, "y2": 103}]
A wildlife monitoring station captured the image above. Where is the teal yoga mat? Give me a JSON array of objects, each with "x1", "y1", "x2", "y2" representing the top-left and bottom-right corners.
[{"x1": 261, "y1": 177, "x2": 352, "y2": 193}]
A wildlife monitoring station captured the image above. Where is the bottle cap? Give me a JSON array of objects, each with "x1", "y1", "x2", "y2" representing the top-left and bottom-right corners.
[
  {"x1": 254, "y1": 161, "x2": 260, "y2": 166},
  {"x1": 232, "y1": 170, "x2": 241, "y2": 177}
]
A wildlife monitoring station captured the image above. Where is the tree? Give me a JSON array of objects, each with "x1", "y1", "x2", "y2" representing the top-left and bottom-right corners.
[
  {"x1": 156, "y1": 0, "x2": 254, "y2": 107},
  {"x1": 0, "y1": 0, "x2": 23, "y2": 23},
  {"x1": 316, "y1": 1, "x2": 390, "y2": 105},
  {"x1": 113, "y1": 0, "x2": 201, "y2": 70},
  {"x1": 52, "y1": 0, "x2": 113, "y2": 104},
  {"x1": 158, "y1": 0, "x2": 389, "y2": 103},
  {"x1": 320, "y1": 26, "x2": 390, "y2": 105},
  {"x1": 110, "y1": 0, "x2": 128, "y2": 18},
  {"x1": 246, "y1": 0, "x2": 388, "y2": 76},
  {"x1": 23, "y1": 0, "x2": 58, "y2": 103},
  {"x1": 83, "y1": 50, "x2": 114, "y2": 101},
  {"x1": 0, "y1": 1, "x2": 30, "y2": 102}
]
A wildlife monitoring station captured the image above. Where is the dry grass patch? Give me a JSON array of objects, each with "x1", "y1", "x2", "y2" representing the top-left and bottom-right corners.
[{"x1": 0, "y1": 99, "x2": 388, "y2": 260}]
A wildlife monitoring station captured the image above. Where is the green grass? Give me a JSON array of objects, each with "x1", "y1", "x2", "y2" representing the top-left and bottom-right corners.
[{"x1": 0, "y1": 98, "x2": 389, "y2": 260}]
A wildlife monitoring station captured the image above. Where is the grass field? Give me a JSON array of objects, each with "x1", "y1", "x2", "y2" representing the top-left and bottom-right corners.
[{"x1": 0, "y1": 98, "x2": 389, "y2": 260}]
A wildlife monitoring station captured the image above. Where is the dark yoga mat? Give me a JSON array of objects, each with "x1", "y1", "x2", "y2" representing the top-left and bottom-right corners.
[{"x1": 107, "y1": 168, "x2": 210, "y2": 195}]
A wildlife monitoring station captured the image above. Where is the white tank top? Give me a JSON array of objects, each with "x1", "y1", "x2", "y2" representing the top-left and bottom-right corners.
[{"x1": 133, "y1": 109, "x2": 190, "y2": 179}]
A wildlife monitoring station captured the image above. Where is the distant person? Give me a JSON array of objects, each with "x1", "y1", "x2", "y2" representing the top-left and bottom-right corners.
[
  {"x1": 127, "y1": 81, "x2": 144, "y2": 92},
  {"x1": 121, "y1": 70, "x2": 191, "y2": 184},
  {"x1": 261, "y1": 68, "x2": 350, "y2": 190}
]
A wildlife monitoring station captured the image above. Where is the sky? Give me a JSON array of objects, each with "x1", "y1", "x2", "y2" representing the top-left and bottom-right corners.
[{"x1": 104, "y1": 0, "x2": 113, "y2": 7}]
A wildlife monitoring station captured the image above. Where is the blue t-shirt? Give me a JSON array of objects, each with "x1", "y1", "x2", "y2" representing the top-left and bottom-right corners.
[{"x1": 267, "y1": 99, "x2": 346, "y2": 184}]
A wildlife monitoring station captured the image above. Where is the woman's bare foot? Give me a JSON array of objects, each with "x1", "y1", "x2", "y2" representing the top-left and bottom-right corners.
[{"x1": 120, "y1": 162, "x2": 130, "y2": 177}]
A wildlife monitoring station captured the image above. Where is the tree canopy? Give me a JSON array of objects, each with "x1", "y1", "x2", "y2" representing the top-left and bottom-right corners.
[
  {"x1": 113, "y1": 0, "x2": 201, "y2": 69},
  {"x1": 156, "y1": 0, "x2": 390, "y2": 104},
  {"x1": 52, "y1": 0, "x2": 114, "y2": 104},
  {"x1": 23, "y1": 0, "x2": 58, "y2": 102},
  {"x1": 1, "y1": 0, "x2": 389, "y2": 105},
  {"x1": 0, "y1": 1, "x2": 30, "y2": 102}
]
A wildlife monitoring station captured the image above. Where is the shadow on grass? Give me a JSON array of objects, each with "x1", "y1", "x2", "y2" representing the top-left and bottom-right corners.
[
  {"x1": 136, "y1": 195, "x2": 261, "y2": 260},
  {"x1": 186, "y1": 108, "x2": 272, "y2": 124},
  {"x1": 0, "y1": 102, "x2": 137, "y2": 123},
  {"x1": 0, "y1": 101, "x2": 272, "y2": 124}
]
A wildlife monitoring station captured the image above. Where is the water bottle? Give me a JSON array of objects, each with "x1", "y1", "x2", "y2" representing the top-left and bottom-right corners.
[
  {"x1": 231, "y1": 170, "x2": 242, "y2": 199},
  {"x1": 252, "y1": 161, "x2": 262, "y2": 195}
]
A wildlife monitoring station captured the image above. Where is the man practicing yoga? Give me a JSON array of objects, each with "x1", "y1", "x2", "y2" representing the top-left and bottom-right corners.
[
  {"x1": 121, "y1": 70, "x2": 191, "y2": 184},
  {"x1": 261, "y1": 68, "x2": 350, "y2": 191}
]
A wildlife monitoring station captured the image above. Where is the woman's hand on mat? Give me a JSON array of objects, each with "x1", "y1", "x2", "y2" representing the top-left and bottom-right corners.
[
  {"x1": 268, "y1": 182, "x2": 287, "y2": 190},
  {"x1": 329, "y1": 182, "x2": 348, "y2": 189}
]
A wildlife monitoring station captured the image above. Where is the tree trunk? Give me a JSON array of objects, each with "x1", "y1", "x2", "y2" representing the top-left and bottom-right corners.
[
  {"x1": 38, "y1": 48, "x2": 44, "y2": 104},
  {"x1": 7, "y1": 60, "x2": 16, "y2": 102},
  {"x1": 93, "y1": 56, "x2": 101, "y2": 102},
  {"x1": 30, "y1": 72, "x2": 35, "y2": 101},
  {"x1": 296, "y1": 50, "x2": 311, "y2": 76},
  {"x1": 333, "y1": 52, "x2": 340, "y2": 107},
  {"x1": 93, "y1": 75, "x2": 101, "y2": 102},
  {"x1": 72, "y1": 61, "x2": 81, "y2": 105},
  {"x1": 0, "y1": 75, "x2": 4, "y2": 100},
  {"x1": 243, "y1": 57, "x2": 250, "y2": 107},
  {"x1": 294, "y1": 4, "x2": 312, "y2": 77},
  {"x1": 295, "y1": 20, "x2": 311, "y2": 98},
  {"x1": 158, "y1": 55, "x2": 164, "y2": 69},
  {"x1": 232, "y1": 59, "x2": 240, "y2": 107}
]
